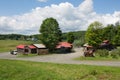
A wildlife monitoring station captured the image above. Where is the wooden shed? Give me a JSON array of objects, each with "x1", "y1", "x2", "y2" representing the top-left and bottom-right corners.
[
  {"x1": 33, "y1": 44, "x2": 48, "y2": 55},
  {"x1": 24, "y1": 45, "x2": 37, "y2": 54}
]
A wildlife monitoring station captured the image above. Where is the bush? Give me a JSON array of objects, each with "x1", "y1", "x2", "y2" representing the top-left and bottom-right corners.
[
  {"x1": 111, "y1": 52, "x2": 119, "y2": 59},
  {"x1": 95, "y1": 49, "x2": 109, "y2": 57},
  {"x1": 110, "y1": 47, "x2": 120, "y2": 58}
]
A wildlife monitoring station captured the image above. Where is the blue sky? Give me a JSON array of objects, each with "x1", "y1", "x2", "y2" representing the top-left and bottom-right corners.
[
  {"x1": 0, "y1": 0, "x2": 120, "y2": 34},
  {"x1": 0, "y1": 0, "x2": 120, "y2": 16}
]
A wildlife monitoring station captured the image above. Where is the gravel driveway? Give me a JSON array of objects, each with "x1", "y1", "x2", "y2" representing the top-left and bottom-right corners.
[{"x1": 0, "y1": 48, "x2": 120, "y2": 67}]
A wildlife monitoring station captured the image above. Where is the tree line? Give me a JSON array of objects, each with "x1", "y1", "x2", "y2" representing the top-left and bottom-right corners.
[
  {"x1": 0, "y1": 34, "x2": 29, "y2": 40},
  {"x1": 0, "y1": 31, "x2": 85, "y2": 42}
]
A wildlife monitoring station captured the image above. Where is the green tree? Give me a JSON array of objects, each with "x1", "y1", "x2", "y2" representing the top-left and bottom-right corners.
[
  {"x1": 40, "y1": 17, "x2": 62, "y2": 52},
  {"x1": 19, "y1": 35, "x2": 25, "y2": 40},
  {"x1": 102, "y1": 24, "x2": 116, "y2": 42},
  {"x1": 85, "y1": 21, "x2": 103, "y2": 47},
  {"x1": 113, "y1": 24, "x2": 120, "y2": 46},
  {"x1": 66, "y1": 32, "x2": 75, "y2": 43}
]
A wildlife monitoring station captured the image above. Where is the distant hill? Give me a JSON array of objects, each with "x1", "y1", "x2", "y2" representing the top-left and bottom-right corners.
[
  {"x1": 0, "y1": 34, "x2": 29, "y2": 40},
  {"x1": 0, "y1": 31, "x2": 86, "y2": 42}
]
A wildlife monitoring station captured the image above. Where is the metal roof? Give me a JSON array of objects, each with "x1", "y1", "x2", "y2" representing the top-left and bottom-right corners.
[
  {"x1": 28, "y1": 45, "x2": 36, "y2": 49},
  {"x1": 16, "y1": 44, "x2": 25, "y2": 49},
  {"x1": 56, "y1": 42, "x2": 72, "y2": 48},
  {"x1": 33, "y1": 44, "x2": 46, "y2": 48}
]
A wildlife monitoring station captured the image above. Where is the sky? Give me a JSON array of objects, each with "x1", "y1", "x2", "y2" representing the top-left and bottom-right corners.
[{"x1": 0, "y1": 0, "x2": 120, "y2": 35}]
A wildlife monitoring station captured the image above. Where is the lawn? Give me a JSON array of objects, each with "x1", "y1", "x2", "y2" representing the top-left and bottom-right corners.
[
  {"x1": 0, "y1": 40, "x2": 34, "y2": 53},
  {"x1": 0, "y1": 59, "x2": 120, "y2": 80},
  {"x1": 75, "y1": 56, "x2": 120, "y2": 61}
]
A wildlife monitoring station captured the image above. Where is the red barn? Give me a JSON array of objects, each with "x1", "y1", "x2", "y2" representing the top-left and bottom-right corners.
[
  {"x1": 16, "y1": 44, "x2": 26, "y2": 53},
  {"x1": 16, "y1": 44, "x2": 48, "y2": 54},
  {"x1": 56, "y1": 42, "x2": 73, "y2": 53}
]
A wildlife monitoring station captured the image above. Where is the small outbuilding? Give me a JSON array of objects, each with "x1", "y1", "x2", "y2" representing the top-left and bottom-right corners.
[
  {"x1": 16, "y1": 44, "x2": 48, "y2": 54},
  {"x1": 99, "y1": 40, "x2": 115, "y2": 51},
  {"x1": 56, "y1": 42, "x2": 73, "y2": 53},
  {"x1": 33, "y1": 44, "x2": 48, "y2": 55},
  {"x1": 16, "y1": 44, "x2": 25, "y2": 53},
  {"x1": 24, "y1": 45, "x2": 37, "y2": 54}
]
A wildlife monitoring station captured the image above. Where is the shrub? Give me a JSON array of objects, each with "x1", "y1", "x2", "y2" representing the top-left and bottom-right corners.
[
  {"x1": 95, "y1": 49, "x2": 109, "y2": 57},
  {"x1": 110, "y1": 52, "x2": 119, "y2": 59},
  {"x1": 110, "y1": 47, "x2": 120, "y2": 58}
]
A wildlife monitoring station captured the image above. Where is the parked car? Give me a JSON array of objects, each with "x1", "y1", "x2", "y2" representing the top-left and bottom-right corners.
[{"x1": 10, "y1": 50, "x2": 17, "y2": 55}]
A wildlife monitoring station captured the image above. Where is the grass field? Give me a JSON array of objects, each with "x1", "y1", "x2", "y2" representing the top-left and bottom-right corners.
[
  {"x1": 75, "y1": 56, "x2": 120, "y2": 61},
  {"x1": 0, "y1": 59, "x2": 120, "y2": 80},
  {"x1": 0, "y1": 40, "x2": 34, "y2": 52}
]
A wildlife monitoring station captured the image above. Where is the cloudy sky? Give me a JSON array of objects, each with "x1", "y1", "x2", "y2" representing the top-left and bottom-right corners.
[{"x1": 0, "y1": 0, "x2": 120, "y2": 35}]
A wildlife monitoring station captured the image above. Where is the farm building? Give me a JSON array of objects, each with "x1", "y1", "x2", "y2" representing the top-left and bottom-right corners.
[
  {"x1": 99, "y1": 40, "x2": 115, "y2": 51},
  {"x1": 56, "y1": 42, "x2": 73, "y2": 53},
  {"x1": 16, "y1": 44, "x2": 48, "y2": 54},
  {"x1": 16, "y1": 44, "x2": 25, "y2": 53},
  {"x1": 33, "y1": 44, "x2": 48, "y2": 55},
  {"x1": 16, "y1": 44, "x2": 37, "y2": 54},
  {"x1": 24, "y1": 45, "x2": 37, "y2": 53}
]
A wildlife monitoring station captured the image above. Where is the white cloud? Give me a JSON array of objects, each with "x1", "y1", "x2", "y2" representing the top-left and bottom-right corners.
[
  {"x1": 0, "y1": 0, "x2": 120, "y2": 34},
  {"x1": 37, "y1": 0, "x2": 47, "y2": 2}
]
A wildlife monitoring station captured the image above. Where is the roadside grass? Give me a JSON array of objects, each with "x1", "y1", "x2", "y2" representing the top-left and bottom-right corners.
[
  {"x1": 0, "y1": 59, "x2": 120, "y2": 80},
  {"x1": 17, "y1": 53, "x2": 52, "y2": 57},
  {"x1": 74, "y1": 56, "x2": 120, "y2": 61},
  {"x1": 17, "y1": 53, "x2": 38, "y2": 57},
  {"x1": 0, "y1": 40, "x2": 33, "y2": 53}
]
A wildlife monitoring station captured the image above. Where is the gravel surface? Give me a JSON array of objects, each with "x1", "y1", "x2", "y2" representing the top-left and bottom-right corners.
[{"x1": 0, "y1": 48, "x2": 120, "y2": 67}]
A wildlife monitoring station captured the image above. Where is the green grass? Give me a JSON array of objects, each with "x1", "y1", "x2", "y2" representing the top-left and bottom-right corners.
[
  {"x1": 0, "y1": 40, "x2": 33, "y2": 53},
  {"x1": 17, "y1": 53, "x2": 38, "y2": 57},
  {"x1": 75, "y1": 56, "x2": 120, "y2": 61},
  {"x1": 17, "y1": 53, "x2": 52, "y2": 57},
  {"x1": 0, "y1": 59, "x2": 120, "y2": 80}
]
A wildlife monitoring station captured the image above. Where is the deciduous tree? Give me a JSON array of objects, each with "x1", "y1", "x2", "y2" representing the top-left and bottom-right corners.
[
  {"x1": 40, "y1": 18, "x2": 62, "y2": 52},
  {"x1": 66, "y1": 32, "x2": 75, "y2": 43},
  {"x1": 85, "y1": 21, "x2": 103, "y2": 47}
]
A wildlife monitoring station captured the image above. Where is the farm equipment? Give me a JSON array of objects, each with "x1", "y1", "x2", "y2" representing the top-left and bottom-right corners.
[{"x1": 83, "y1": 45, "x2": 94, "y2": 57}]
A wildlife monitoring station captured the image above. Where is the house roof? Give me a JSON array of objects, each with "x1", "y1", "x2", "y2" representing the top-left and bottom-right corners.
[
  {"x1": 28, "y1": 45, "x2": 36, "y2": 49},
  {"x1": 56, "y1": 42, "x2": 72, "y2": 48},
  {"x1": 16, "y1": 44, "x2": 25, "y2": 49},
  {"x1": 33, "y1": 44, "x2": 46, "y2": 48}
]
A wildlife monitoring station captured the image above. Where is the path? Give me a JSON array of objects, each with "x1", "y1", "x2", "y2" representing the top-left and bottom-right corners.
[{"x1": 0, "y1": 48, "x2": 120, "y2": 67}]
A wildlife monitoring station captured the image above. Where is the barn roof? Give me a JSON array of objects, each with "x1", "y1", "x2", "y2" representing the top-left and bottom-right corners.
[
  {"x1": 33, "y1": 44, "x2": 46, "y2": 48},
  {"x1": 16, "y1": 44, "x2": 25, "y2": 49},
  {"x1": 56, "y1": 42, "x2": 72, "y2": 48},
  {"x1": 28, "y1": 45, "x2": 36, "y2": 49}
]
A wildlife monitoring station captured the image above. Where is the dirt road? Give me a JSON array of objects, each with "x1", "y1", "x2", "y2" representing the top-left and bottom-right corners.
[{"x1": 0, "y1": 48, "x2": 120, "y2": 67}]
